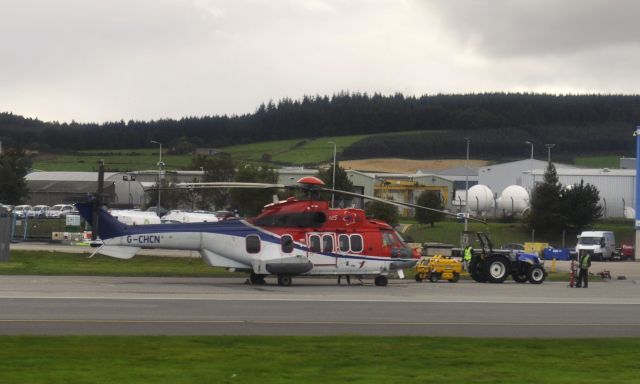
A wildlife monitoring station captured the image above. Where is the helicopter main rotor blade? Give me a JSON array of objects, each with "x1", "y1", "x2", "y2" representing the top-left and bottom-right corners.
[
  {"x1": 144, "y1": 182, "x2": 287, "y2": 191},
  {"x1": 320, "y1": 187, "x2": 487, "y2": 224}
]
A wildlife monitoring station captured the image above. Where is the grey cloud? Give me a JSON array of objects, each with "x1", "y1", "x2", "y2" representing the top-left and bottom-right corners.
[{"x1": 426, "y1": 0, "x2": 640, "y2": 58}]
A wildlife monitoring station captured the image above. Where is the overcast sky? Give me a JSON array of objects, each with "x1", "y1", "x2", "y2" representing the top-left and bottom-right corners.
[{"x1": 1, "y1": 0, "x2": 639, "y2": 123}]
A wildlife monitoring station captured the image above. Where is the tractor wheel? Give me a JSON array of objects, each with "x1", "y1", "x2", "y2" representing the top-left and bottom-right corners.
[
  {"x1": 429, "y1": 273, "x2": 440, "y2": 283},
  {"x1": 375, "y1": 275, "x2": 388, "y2": 287},
  {"x1": 277, "y1": 275, "x2": 292, "y2": 287},
  {"x1": 483, "y1": 256, "x2": 510, "y2": 283},
  {"x1": 528, "y1": 266, "x2": 546, "y2": 284},
  {"x1": 414, "y1": 273, "x2": 423, "y2": 282},
  {"x1": 468, "y1": 260, "x2": 487, "y2": 282},
  {"x1": 448, "y1": 272, "x2": 460, "y2": 283}
]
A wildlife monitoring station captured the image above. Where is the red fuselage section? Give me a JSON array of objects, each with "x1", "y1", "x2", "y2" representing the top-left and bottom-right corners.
[{"x1": 250, "y1": 198, "x2": 416, "y2": 259}]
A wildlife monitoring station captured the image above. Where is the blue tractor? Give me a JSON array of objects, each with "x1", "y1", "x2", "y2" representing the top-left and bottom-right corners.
[{"x1": 468, "y1": 232, "x2": 547, "y2": 284}]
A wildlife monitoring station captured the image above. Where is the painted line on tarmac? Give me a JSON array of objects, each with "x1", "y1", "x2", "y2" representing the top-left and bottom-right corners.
[
  {"x1": 0, "y1": 319, "x2": 639, "y2": 327},
  {"x1": 1, "y1": 295, "x2": 640, "y2": 305}
]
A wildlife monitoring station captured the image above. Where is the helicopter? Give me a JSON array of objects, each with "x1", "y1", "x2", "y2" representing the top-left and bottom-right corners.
[{"x1": 75, "y1": 165, "x2": 484, "y2": 287}]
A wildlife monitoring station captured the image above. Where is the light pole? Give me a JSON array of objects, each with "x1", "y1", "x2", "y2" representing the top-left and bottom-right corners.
[
  {"x1": 525, "y1": 140, "x2": 534, "y2": 190},
  {"x1": 464, "y1": 137, "x2": 470, "y2": 233},
  {"x1": 545, "y1": 143, "x2": 555, "y2": 163},
  {"x1": 150, "y1": 140, "x2": 163, "y2": 216},
  {"x1": 328, "y1": 141, "x2": 337, "y2": 208}
]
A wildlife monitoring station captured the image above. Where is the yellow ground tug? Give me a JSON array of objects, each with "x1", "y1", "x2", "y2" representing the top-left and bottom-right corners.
[{"x1": 414, "y1": 255, "x2": 462, "y2": 283}]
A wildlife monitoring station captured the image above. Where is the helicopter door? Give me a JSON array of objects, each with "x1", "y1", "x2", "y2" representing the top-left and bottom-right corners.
[
  {"x1": 337, "y1": 233, "x2": 363, "y2": 271},
  {"x1": 306, "y1": 233, "x2": 337, "y2": 267}
]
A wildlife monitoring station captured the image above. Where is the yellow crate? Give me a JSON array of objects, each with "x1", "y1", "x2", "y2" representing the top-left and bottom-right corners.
[{"x1": 524, "y1": 242, "x2": 549, "y2": 257}]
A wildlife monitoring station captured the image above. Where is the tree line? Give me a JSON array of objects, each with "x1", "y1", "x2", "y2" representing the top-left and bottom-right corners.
[{"x1": 1, "y1": 93, "x2": 639, "y2": 159}]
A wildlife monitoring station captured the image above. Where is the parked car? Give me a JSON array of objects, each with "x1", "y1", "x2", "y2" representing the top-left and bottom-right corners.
[
  {"x1": 13, "y1": 205, "x2": 32, "y2": 219},
  {"x1": 0, "y1": 204, "x2": 13, "y2": 213},
  {"x1": 27, "y1": 205, "x2": 49, "y2": 218},
  {"x1": 46, "y1": 204, "x2": 75, "y2": 218}
]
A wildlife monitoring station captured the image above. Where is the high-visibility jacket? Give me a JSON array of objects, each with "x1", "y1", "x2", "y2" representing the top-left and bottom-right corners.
[
  {"x1": 464, "y1": 247, "x2": 472, "y2": 261},
  {"x1": 580, "y1": 254, "x2": 591, "y2": 269}
]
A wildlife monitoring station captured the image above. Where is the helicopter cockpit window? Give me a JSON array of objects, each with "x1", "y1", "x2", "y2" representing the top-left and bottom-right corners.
[
  {"x1": 281, "y1": 235, "x2": 294, "y2": 253},
  {"x1": 322, "y1": 235, "x2": 334, "y2": 252},
  {"x1": 350, "y1": 234, "x2": 363, "y2": 253},
  {"x1": 246, "y1": 235, "x2": 261, "y2": 254},
  {"x1": 309, "y1": 235, "x2": 321, "y2": 252},
  {"x1": 338, "y1": 234, "x2": 350, "y2": 252},
  {"x1": 382, "y1": 232, "x2": 395, "y2": 247}
]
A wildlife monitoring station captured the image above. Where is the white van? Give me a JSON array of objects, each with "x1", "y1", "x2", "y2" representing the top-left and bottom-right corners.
[{"x1": 576, "y1": 231, "x2": 616, "y2": 261}]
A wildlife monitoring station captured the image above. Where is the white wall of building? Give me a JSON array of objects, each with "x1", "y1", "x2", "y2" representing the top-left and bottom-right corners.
[
  {"x1": 479, "y1": 159, "x2": 577, "y2": 196},
  {"x1": 522, "y1": 169, "x2": 635, "y2": 218}
]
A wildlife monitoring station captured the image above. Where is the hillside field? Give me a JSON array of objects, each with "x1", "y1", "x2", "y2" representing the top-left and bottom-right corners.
[{"x1": 29, "y1": 132, "x2": 627, "y2": 172}]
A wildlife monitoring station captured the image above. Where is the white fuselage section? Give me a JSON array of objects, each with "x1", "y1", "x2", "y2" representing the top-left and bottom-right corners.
[{"x1": 101, "y1": 220, "x2": 406, "y2": 276}]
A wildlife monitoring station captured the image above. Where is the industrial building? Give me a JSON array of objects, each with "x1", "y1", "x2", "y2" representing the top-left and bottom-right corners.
[
  {"x1": 25, "y1": 172, "x2": 146, "y2": 207},
  {"x1": 131, "y1": 170, "x2": 205, "y2": 189},
  {"x1": 478, "y1": 159, "x2": 577, "y2": 196},
  {"x1": 524, "y1": 168, "x2": 635, "y2": 218}
]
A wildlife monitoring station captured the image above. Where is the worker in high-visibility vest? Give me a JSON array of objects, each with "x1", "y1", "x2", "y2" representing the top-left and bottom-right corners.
[
  {"x1": 576, "y1": 250, "x2": 591, "y2": 288},
  {"x1": 463, "y1": 245, "x2": 473, "y2": 271}
]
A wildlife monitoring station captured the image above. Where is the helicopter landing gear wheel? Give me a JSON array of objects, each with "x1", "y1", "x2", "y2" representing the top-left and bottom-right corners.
[
  {"x1": 277, "y1": 275, "x2": 292, "y2": 287},
  {"x1": 374, "y1": 275, "x2": 388, "y2": 287},
  {"x1": 249, "y1": 272, "x2": 266, "y2": 285}
]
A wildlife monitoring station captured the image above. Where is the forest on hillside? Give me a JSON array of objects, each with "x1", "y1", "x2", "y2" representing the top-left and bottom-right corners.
[{"x1": 1, "y1": 93, "x2": 639, "y2": 159}]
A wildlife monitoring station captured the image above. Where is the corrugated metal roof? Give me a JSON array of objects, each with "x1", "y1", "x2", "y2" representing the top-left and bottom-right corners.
[
  {"x1": 27, "y1": 180, "x2": 115, "y2": 193},
  {"x1": 530, "y1": 168, "x2": 635, "y2": 176},
  {"x1": 479, "y1": 159, "x2": 577, "y2": 172},
  {"x1": 26, "y1": 171, "x2": 122, "y2": 182}
]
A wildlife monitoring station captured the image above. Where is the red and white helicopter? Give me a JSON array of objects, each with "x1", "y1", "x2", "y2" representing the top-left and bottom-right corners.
[{"x1": 76, "y1": 169, "x2": 482, "y2": 287}]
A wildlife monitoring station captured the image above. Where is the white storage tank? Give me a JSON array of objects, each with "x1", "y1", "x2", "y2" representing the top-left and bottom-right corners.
[
  {"x1": 467, "y1": 184, "x2": 494, "y2": 215},
  {"x1": 498, "y1": 185, "x2": 530, "y2": 216}
]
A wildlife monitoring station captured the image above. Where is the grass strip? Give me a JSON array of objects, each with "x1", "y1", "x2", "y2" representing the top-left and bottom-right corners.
[
  {"x1": 0, "y1": 336, "x2": 638, "y2": 383},
  {"x1": 1, "y1": 251, "x2": 238, "y2": 277},
  {"x1": 4, "y1": 251, "x2": 573, "y2": 282}
]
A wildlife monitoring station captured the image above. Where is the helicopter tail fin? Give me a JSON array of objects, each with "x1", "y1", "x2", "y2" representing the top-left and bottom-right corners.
[{"x1": 75, "y1": 201, "x2": 130, "y2": 240}]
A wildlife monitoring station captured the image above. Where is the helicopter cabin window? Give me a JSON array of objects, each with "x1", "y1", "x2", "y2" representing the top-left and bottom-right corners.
[
  {"x1": 309, "y1": 234, "x2": 321, "y2": 252},
  {"x1": 246, "y1": 235, "x2": 261, "y2": 254},
  {"x1": 322, "y1": 235, "x2": 334, "y2": 252},
  {"x1": 338, "y1": 234, "x2": 350, "y2": 252},
  {"x1": 350, "y1": 234, "x2": 363, "y2": 253},
  {"x1": 281, "y1": 235, "x2": 294, "y2": 253}
]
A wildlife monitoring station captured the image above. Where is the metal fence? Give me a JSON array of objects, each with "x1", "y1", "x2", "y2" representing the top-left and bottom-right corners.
[{"x1": 10, "y1": 215, "x2": 84, "y2": 242}]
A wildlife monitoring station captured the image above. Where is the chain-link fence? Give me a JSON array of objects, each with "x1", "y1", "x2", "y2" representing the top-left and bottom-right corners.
[{"x1": 10, "y1": 215, "x2": 85, "y2": 242}]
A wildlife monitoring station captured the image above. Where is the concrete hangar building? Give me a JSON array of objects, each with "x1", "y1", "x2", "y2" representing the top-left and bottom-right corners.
[
  {"x1": 25, "y1": 172, "x2": 146, "y2": 207},
  {"x1": 277, "y1": 167, "x2": 454, "y2": 215}
]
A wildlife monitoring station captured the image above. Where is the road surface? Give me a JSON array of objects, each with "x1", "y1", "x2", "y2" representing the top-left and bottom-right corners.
[{"x1": 1, "y1": 275, "x2": 639, "y2": 337}]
